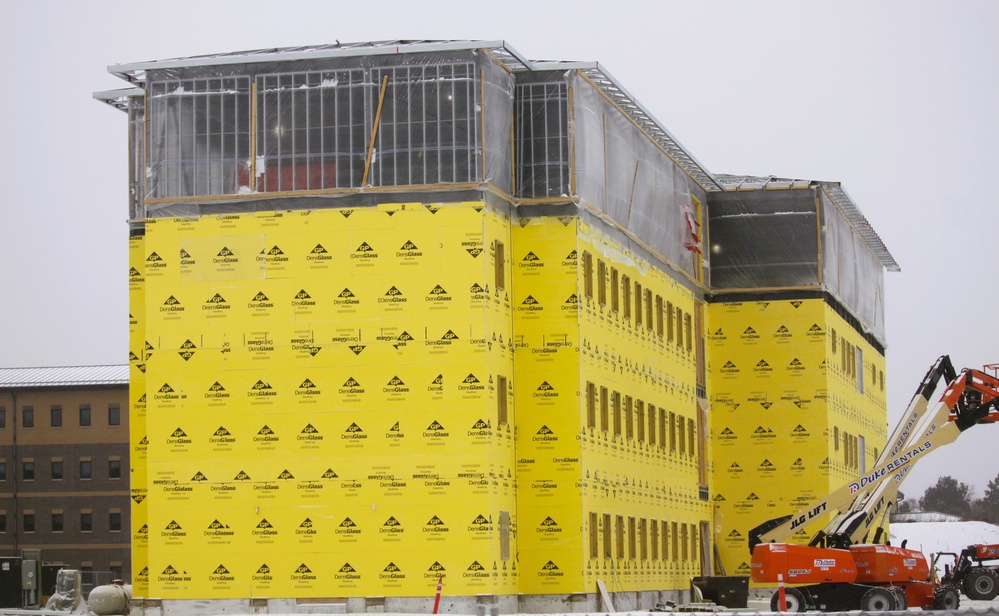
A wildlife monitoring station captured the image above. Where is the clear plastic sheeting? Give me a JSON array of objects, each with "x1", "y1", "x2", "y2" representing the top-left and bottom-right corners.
[
  {"x1": 820, "y1": 187, "x2": 887, "y2": 342},
  {"x1": 570, "y1": 73, "x2": 708, "y2": 279},
  {"x1": 45, "y1": 569, "x2": 86, "y2": 613},
  {"x1": 707, "y1": 188, "x2": 820, "y2": 289},
  {"x1": 137, "y1": 49, "x2": 514, "y2": 215},
  {"x1": 706, "y1": 182, "x2": 887, "y2": 344}
]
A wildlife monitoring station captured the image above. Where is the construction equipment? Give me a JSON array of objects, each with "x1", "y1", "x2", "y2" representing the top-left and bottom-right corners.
[
  {"x1": 935, "y1": 543, "x2": 999, "y2": 600},
  {"x1": 747, "y1": 356, "x2": 999, "y2": 611}
]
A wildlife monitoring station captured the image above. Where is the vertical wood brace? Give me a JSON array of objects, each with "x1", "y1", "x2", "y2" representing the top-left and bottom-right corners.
[
  {"x1": 480, "y1": 68, "x2": 487, "y2": 181},
  {"x1": 568, "y1": 85, "x2": 576, "y2": 197},
  {"x1": 815, "y1": 193, "x2": 824, "y2": 285},
  {"x1": 362, "y1": 75, "x2": 390, "y2": 187},
  {"x1": 249, "y1": 81, "x2": 258, "y2": 192}
]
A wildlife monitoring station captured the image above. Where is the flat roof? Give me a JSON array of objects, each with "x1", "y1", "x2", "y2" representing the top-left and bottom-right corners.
[{"x1": 0, "y1": 365, "x2": 129, "y2": 389}]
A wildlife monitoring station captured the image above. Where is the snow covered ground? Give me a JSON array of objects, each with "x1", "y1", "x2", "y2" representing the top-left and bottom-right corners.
[{"x1": 891, "y1": 521, "x2": 999, "y2": 576}]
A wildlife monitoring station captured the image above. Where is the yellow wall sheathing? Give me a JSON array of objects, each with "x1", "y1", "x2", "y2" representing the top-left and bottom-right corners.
[
  {"x1": 129, "y1": 235, "x2": 149, "y2": 595},
  {"x1": 707, "y1": 299, "x2": 887, "y2": 575},
  {"x1": 134, "y1": 203, "x2": 520, "y2": 599},
  {"x1": 133, "y1": 202, "x2": 884, "y2": 599},
  {"x1": 574, "y1": 220, "x2": 711, "y2": 593},
  {"x1": 511, "y1": 217, "x2": 585, "y2": 593}
]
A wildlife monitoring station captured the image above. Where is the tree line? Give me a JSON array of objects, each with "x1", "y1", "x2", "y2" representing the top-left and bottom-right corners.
[{"x1": 896, "y1": 474, "x2": 999, "y2": 523}]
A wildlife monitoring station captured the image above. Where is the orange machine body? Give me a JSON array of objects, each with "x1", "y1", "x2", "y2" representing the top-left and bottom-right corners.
[{"x1": 751, "y1": 543, "x2": 857, "y2": 585}]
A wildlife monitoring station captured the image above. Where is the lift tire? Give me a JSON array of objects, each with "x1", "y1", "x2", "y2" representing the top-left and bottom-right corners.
[
  {"x1": 770, "y1": 587, "x2": 807, "y2": 612},
  {"x1": 861, "y1": 587, "x2": 896, "y2": 612},
  {"x1": 933, "y1": 585, "x2": 961, "y2": 611},
  {"x1": 964, "y1": 568, "x2": 999, "y2": 600},
  {"x1": 890, "y1": 587, "x2": 908, "y2": 610}
]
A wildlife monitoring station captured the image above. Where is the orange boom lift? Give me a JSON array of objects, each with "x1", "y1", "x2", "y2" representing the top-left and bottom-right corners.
[{"x1": 748, "y1": 356, "x2": 999, "y2": 612}]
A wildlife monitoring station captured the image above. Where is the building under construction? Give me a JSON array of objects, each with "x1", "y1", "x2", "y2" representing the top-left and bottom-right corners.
[{"x1": 95, "y1": 40, "x2": 898, "y2": 614}]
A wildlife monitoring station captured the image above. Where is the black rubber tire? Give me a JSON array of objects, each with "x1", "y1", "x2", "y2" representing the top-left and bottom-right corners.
[
  {"x1": 964, "y1": 568, "x2": 999, "y2": 600},
  {"x1": 933, "y1": 585, "x2": 961, "y2": 611},
  {"x1": 861, "y1": 587, "x2": 896, "y2": 612},
  {"x1": 770, "y1": 587, "x2": 807, "y2": 612},
  {"x1": 890, "y1": 587, "x2": 908, "y2": 610}
]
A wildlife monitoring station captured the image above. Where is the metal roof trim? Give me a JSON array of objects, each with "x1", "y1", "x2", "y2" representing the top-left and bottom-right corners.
[
  {"x1": 109, "y1": 40, "x2": 516, "y2": 83},
  {"x1": 820, "y1": 183, "x2": 900, "y2": 272},
  {"x1": 0, "y1": 365, "x2": 129, "y2": 389}
]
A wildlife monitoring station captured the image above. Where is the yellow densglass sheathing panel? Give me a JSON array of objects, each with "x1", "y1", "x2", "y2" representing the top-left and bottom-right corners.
[
  {"x1": 575, "y1": 220, "x2": 711, "y2": 593},
  {"x1": 512, "y1": 217, "x2": 584, "y2": 594},
  {"x1": 707, "y1": 299, "x2": 887, "y2": 577},
  {"x1": 138, "y1": 202, "x2": 518, "y2": 599},
  {"x1": 129, "y1": 235, "x2": 149, "y2": 595}
]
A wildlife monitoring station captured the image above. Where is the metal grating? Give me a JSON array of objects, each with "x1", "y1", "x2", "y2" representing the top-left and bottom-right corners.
[{"x1": 0, "y1": 365, "x2": 129, "y2": 389}]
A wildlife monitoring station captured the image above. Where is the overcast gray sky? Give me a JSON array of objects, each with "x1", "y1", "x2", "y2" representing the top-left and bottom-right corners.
[{"x1": 1, "y1": 1, "x2": 997, "y2": 498}]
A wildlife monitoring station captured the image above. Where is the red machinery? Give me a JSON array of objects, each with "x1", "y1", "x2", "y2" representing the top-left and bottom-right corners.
[
  {"x1": 748, "y1": 356, "x2": 999, "y2": 611},
  {"x1": 935, "y1": 543, "x2": 999, "y2": 600}
]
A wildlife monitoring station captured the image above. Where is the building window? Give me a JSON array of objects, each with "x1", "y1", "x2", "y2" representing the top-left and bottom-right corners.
[
  {"x1": 602, "y1": 513, "x2": 612, "y2": 559},
  {"x1": 659, "y1": 408, "x2": 667, "y2": 449},
  {"x1": 856, "y1": 348, "x2": 864, "y2": 393},
  {"x1": 639, "y1": 518, "x2": 648, "y2": 560},
  {"x1": 582, "y1": 252, "x2": 593, "y2": 299},
  {"x1": 110, "y1": 565, "x2": 123, "y2": 582},
  {"x1": 0, "y1": 462, "x2": 6, "y2": 481},
  {"x1": 645, "y1": 289, "x2": 654, "y2": 330},
  {"x1": 615, "y1": 515, "x2": 626, "y2": 559},
  {"x1": 685, "y1": 313, "x2": 693, "y2": 352},
  {"x1": 80, "y1": 512, "x2": 93, "y2": 532},
  {"x1": 51, "y1": 460, "x2": 63, "y2": 481},
  {"x1": 622, "y1": 275, "x2": 631, "y2": 319},
  {"x1": 499, "y1": 511, "x2": 511, "y2": 560},
  {"x1": 80, "y1": 460, "x2": 92, "y2": 480},
  {"x1": 599, "y1": 386, "x2": 609, "y2": 432},
  {"x1": 0, "y1": 406, "x2": 5, "y2": 429},
  {"x1": 597, "y1": 260, "x2": 607, "y2": 305},
  {"x1": 50, "y1": 405, "x2": 62, "y2": 428},
  {"x1": 22, "y1": 406, "x2": 33, "y2": 428},
  {"x1": 109, "y1": 512, "x2": 122, "y2": 532},
  {"x1": 494, "y1": 241, "x2": 505, "y2": 292},
  {"x1": 648, "y1": 405, "x2": 657, "y2": 446},
  {"x1": 610, "y1": 268, "x2": 619, "y2": 311},
  {"x1": 496, "y1": 375, "x2": 508, "y2": 425},
  {"x1": 637, "y1": 400, "x2": 645, "y2": 442},
  {"x1": 109, "y1": 459, "x2": 121, "y2": 480},
  {"x1": 624, "y1": 396, "x2": 634, "y2": 440},
  {"x1": 628, "y1": 516, "x2": 637, "y2": 560},
  {"x1": 612, "y1": 391, "x2": 622, "y2": 437},
  {"x1": 667, "y1": 302, "x2": 676, "y2": 342},
  {"x1": 589, "y1": 512, "x2": 599, "y2": 559},
  {"x1": 634, "y1": 282, "x2": 642, "y2": 326},
  {"x1": 656, "y1": 296, "x2": 664, "y2": 336},
  {"x1": 22, "y1": 461, "x2": 34, "y2": 481},
  {"x1": 108, "y1": 404, "x2": 121, "y2": 426},
  {"x1": 586, "y1": 382, "x2": 597, "y2": 429},
  {"x1": 651, "y1": 519, "x2": 660, "y2": 560},
  {"x1": 23, "y1": 514, "x2": 35, "y2": 533},
  {"x1": 0, "y1": 514, "x2": 6, "y2": 533},
  {"x1": 79, "y1": 404, "x2": 91, "y2": 427},
  {"x1": 52, "y1": 513, "x2": 64, "y2": 533}
]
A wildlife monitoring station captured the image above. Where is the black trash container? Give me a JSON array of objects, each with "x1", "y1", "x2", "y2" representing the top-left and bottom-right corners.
[{"x1": 691, "y1": 575, "x2": 750, "y2": 608}]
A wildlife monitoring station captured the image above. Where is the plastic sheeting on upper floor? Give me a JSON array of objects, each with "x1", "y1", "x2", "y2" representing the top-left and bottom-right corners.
[
  {"x1": 706, "y1": 178, "x2": 889, "y2": 345},
  {"x1": 100, "y1": 40, "x2": 894, "y2": 342}
]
